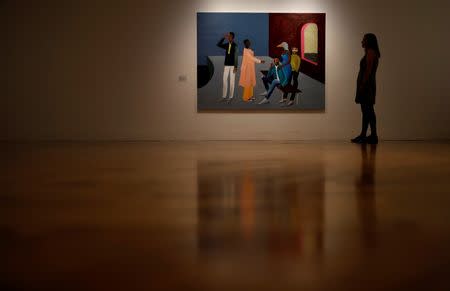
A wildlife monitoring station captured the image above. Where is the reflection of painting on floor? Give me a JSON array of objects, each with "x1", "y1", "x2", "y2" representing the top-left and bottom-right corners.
[
  {"x1": 197, "y1": 160, "x2": 325, "y2": 256},
  {"x1": 197, "y1": 13, "x2": 325, "y2": 111}
]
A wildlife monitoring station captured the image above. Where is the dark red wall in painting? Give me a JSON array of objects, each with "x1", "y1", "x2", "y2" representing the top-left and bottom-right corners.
[{"x1": 269, "y1": 13, "x2": 325, "y2": 83}]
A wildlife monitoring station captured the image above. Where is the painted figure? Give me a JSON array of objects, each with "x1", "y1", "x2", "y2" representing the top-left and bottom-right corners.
[
  {"x1": 258, "y1": 58, "x2": 289, "y2": 104},
  {"x1": 351, "y1": 33, "x2": 380, "y2": 144},
  {"x1": 277, "y1": 42, "x2": 293, "y2": 103},
  {"x1": 217, "y1": 32, "x2": 239, "y2": 102},
  {"x1": 286, "y1": 47, "x2": 301, "y2": 106},
  {"x1": 239, "y1": 39, "x2": 265, "y2": 102}
]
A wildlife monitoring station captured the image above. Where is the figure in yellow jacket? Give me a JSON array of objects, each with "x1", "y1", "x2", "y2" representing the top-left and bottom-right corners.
[{"x1": 287, "y1": 47, "x2": 301, "y2": 106}]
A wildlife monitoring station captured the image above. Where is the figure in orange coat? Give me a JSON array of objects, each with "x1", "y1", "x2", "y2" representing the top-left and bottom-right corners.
[{"x1": 239, "y1": 39, "x2": 265, "y2": 101}]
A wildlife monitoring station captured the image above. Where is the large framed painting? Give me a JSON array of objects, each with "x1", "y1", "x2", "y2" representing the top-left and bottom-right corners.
[{"x1": 197, "y1": 13, "x2": 325, "y2": 111}]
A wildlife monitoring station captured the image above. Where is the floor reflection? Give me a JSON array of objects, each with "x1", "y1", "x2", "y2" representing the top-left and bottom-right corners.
[
  {"x1": 197, "y1": 160, "x2": 325, "y2": 259},
  {"x1": 355, "y1": 144, "x2": 377, "y2": 248}
]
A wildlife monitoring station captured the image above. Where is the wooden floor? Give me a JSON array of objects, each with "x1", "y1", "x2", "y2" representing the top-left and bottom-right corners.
[{"x1": 2, "y1": 141, "x2": 450, "y2": 290}]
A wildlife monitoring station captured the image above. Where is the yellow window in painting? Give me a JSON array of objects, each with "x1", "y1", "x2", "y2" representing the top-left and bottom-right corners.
[{"x1": 302, "y1": 23, "x2": 319, "y2": 65}]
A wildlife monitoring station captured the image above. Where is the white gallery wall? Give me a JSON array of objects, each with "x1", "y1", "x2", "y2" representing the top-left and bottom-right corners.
[{"x1": 3, "y1": 0, "x2": 450, "y2": 140}]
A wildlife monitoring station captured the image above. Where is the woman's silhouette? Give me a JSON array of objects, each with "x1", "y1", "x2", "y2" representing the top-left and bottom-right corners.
[{"x1": 352, "y1": 33, "x2": 380, "y2": 144}]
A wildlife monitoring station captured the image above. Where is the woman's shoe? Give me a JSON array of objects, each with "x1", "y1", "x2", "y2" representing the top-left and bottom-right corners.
[
  {"x1": 366, "y1": 135, "x2": 378, "y2": 144},
  {"x1": 351, "y1": 135, "x2": 366, "y2": 144}
]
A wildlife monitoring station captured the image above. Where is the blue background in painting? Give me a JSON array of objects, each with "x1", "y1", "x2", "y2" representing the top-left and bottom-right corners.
[{"x1": 197, "y1": 13, "x2": 269, "y2": 65}]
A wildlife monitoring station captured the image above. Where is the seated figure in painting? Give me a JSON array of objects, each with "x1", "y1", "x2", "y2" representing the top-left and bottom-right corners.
[{"x1": 258, "y1": 58, "x2": 288, "y2": 104}]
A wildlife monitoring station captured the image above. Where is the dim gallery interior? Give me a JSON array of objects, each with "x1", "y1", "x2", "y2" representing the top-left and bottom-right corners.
[{"x1": 2, "y1": 1, "x2": 450, "y2": 291}]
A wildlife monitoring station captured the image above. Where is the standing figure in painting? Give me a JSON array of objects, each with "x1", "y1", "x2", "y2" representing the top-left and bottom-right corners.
[
  {"x1": 239, "y1": 39, "x2": 265, "y2": 102},
  {"x1": 217, "y1": 32, "x2": 239, "y2": 103},
  {"x1": 286, "y1": 47, "x2": 301, "y2": 106},
  {"x1": 276, "y1": 42, "x2": 293, "y2": 103},
  {"x1": 258, "y1": 58, "x2": 288, "y2": 104},
  {"x1": 351, "y1": 33, "x2": 380, "y2": 144}
]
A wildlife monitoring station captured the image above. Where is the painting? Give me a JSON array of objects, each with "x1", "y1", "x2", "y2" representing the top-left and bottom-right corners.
[{"x1": 197, "y1": 13, "x2": 325, "y2": 111}]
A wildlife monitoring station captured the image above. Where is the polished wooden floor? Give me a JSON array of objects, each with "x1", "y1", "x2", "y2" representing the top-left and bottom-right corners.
[{"x1": 2, "y1": 141, "x2": 450, "y2": 290}]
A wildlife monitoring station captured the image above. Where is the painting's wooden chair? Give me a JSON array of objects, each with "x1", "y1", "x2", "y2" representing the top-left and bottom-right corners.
[{"x1": 278, "y1": 84, "x2": 302, "y2": 105}]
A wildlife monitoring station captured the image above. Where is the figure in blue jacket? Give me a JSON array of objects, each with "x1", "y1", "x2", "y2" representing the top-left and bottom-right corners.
[{"x1": 258, "y1": 58, "x2": 289, "y2": 104}]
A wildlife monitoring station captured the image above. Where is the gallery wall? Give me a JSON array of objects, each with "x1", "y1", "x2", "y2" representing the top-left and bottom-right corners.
[{"x1": 3, "y1": 0, "x2": 450, "y2": 140}]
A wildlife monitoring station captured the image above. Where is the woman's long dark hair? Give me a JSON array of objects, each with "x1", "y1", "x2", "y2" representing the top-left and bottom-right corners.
[{"x1": 364, "y1": 33, "x2": 381, "y2": 58}]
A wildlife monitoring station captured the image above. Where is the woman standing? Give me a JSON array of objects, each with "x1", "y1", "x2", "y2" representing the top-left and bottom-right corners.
[
  {"x1": 239, "y1": 39, "x2": 265, "y2": 102},
  {"x1": 352, "y1": 33, "x2": 381, "y2": 144}
]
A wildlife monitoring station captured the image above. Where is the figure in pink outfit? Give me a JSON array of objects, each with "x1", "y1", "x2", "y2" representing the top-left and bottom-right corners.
[{"x1": 239, "y1": 39, "x2": 265, "y2": 101}]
